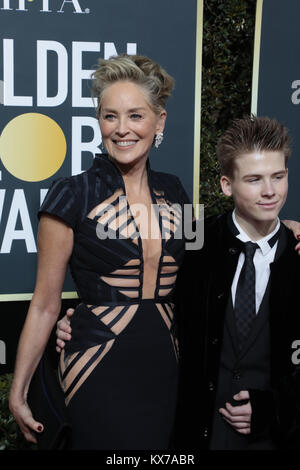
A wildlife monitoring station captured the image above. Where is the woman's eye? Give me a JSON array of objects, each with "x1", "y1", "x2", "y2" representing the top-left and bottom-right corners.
[
  {"x1": 104, "y1": 114, "x2": 115, "y2": 120},
  {"x1": 130, "y1": 114, "x2": 142, "y2": 120}
]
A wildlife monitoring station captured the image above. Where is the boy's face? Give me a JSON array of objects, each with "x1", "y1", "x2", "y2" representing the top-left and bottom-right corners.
[{"x1": 220, "y1": 150, "x2": 288, "y2": 226}]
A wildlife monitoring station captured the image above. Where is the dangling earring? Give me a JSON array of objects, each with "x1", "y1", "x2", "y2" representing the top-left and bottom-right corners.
[
  {"x1": 154, "y1": 132, "x2": 164, "y2": 148},
  {"x1": 100, "y1": 140, "x2": 106, "y2": 154}
]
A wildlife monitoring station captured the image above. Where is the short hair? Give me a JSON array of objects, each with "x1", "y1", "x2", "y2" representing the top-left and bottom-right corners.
[
  {"x1": 92, "y1": 54, "x2": 174, "y2": 117},
  {"x1": 217, "y1": 115, "x2": 291, "y2": 177}
]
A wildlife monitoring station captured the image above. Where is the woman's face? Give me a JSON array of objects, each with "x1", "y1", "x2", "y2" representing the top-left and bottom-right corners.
[{"x1": 99, "y1": 81, "x2": 166, "y2": 169}]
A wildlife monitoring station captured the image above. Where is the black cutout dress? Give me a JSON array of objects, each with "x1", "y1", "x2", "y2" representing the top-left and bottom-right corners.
[{"x1": 38, "y1": 154, "x2": 189, "y2": 449}]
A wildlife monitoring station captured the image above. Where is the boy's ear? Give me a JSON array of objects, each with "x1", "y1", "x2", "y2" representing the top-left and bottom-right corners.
[{"x1": 220, "y1": 175, "x2": 232, "y2": 197}]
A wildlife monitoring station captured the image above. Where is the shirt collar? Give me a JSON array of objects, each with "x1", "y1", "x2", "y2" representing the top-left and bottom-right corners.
[{"x1": 232, "y1": 210, "x2": 280, "y2": 256}]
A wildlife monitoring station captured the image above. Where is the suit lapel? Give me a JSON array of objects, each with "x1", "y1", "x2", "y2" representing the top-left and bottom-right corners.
[{"x1": 225, "y1": 295, "x2": 240, "y2": 357}]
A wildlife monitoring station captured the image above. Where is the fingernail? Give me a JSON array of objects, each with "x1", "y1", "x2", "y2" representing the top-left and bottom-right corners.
[
  {"x1": 297, "y1": 235, "x2": 300, "y2": 240},
  {"x1": 37, "y1": 425, "x2": 43, "y2": 432}
]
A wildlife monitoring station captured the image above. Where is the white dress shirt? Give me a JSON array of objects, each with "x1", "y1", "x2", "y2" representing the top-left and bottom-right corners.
[{"x1": 231, "y1": 210, "x2": 280, "y2": 314}]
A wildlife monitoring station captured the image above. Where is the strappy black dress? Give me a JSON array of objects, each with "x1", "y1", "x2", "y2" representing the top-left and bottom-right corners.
[{"x1": 38, "y1": 154, "x2": 189, "y2": 450}]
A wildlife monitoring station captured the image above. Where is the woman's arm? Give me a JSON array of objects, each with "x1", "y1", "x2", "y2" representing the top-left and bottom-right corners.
[{"x1": 9, "y1": 214, "x2": 74, "y2": 443}]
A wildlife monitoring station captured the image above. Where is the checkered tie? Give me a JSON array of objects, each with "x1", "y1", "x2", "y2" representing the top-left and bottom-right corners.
[{"x1": 234, "y1": 241, "x2": 258, "y2": 350}]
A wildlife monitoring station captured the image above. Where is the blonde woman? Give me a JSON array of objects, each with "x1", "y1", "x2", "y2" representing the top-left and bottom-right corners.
[{"x1": 9, "y1": 54, "x2": 190, "y2": 450}]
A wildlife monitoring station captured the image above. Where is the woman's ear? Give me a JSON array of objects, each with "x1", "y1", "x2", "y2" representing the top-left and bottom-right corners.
[
  {"x1": 156, "y1": 110, "x2": 167, "y2": 134},
  {"x1": 220, "y1": 175, "x2": 233, "y2": 197}
]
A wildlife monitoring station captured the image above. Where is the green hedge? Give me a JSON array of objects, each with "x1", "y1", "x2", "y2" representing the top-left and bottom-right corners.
[
  {"x1": 200, "y1": 0, "x2": 255, "y2": 216},
  {"x1": 0, "y1": 374, "x2": 35, "y2": 450},
  {"x1": 0, "y1": 0, "x2": 256, "y2": 449}
]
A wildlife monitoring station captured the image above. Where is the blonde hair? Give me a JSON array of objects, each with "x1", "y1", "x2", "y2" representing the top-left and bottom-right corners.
[{"x1": 92, "y1": 54, "x2": 174, "y2": 117}]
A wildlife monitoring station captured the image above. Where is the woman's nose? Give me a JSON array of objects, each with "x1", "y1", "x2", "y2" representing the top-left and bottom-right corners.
[{"x1": 115, "y1": 117, "x2": 129, "y2": 135}]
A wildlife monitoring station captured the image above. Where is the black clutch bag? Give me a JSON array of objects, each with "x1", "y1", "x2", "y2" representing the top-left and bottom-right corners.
[{"x1": 27, "y1": 350, "x2": 72, "y2": 450}]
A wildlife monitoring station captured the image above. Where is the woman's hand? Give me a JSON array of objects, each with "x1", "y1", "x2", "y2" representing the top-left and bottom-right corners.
[
  {"x1": 56, "y1": 308, "x2": 74, "y2": 353},
  {"x1": 282, "y1": 219, "x2": 300, "y2": 254},
  {"x1": 9, "y1": 396, "x2": 44, "y2": 444}
]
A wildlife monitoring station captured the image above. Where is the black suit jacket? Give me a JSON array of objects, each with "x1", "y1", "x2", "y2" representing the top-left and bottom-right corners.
[{"x1": 174, "y1": 213, "x2": 300, "y2": 450}]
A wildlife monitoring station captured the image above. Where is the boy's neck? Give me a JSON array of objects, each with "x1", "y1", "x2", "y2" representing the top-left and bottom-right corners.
[{"x1": 234, "y1": 211, "x2": 278, "y2": 241}]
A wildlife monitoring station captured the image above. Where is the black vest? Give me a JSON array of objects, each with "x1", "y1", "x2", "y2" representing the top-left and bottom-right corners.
[{"x1": 209, "y1": 279, "x2": 275, "y2": 449}]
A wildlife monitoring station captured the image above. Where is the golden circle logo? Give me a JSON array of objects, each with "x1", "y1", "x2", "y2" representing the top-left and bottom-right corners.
[{"x1": 0, "y1": 113, "x2": 67, "y2": 182}]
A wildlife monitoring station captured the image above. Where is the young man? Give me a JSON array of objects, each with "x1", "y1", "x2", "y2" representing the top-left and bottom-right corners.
[{"x1": 176, "y1": 115, "x2": 300, "y2": 450}]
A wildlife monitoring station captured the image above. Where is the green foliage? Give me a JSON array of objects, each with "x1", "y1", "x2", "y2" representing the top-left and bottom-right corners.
[
  {"x1": 200, "y1": 0, "x2": 256, "y2": 216},
  {"x1": 0, "y1": 373, "x2": 35, "y2": 450}
]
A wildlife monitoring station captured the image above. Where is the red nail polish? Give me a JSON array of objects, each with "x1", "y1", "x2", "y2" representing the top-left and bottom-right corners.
[
  {"x1": 297, "y1": 235, "x2": 300, "y2": 240},
  {"x1": 37, "y1": 425, "x2": 43, "y2": 432}
]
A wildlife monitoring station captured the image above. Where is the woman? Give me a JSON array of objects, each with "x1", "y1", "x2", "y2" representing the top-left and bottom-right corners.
[{"x1": 9, "y1": 54, "x2": 190, "y2": 450}]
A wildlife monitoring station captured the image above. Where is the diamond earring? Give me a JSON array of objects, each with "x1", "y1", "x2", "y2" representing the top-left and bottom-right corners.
[
  {"x1": 100, "y1": 140, "x2": 106, "y2": 153},
  {"x1": 154, "y1": 132, "x2": 164, "y2": 148}
]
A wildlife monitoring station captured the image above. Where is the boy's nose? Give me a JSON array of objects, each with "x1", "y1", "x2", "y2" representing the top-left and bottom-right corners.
[{"x1": 262, "y1": 179, "x2": 275, "y2": 196}]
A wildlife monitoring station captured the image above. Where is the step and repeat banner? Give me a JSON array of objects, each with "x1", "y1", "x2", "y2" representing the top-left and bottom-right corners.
[
  {"x1": 0, "y1": 0, "x2": 202, "y2": 370},
  {"x1": 252, "y1": 0, "x2": 300, "y2": 220}
]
